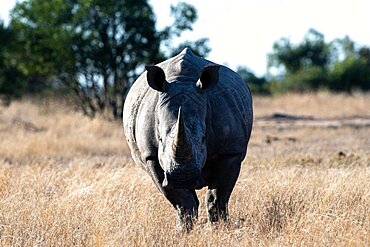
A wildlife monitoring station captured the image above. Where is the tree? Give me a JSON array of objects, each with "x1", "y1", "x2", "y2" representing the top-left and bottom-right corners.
[
  {"x1": 9, "y1": 0, "x2": 210, "y2": 119},
  {"x1": 236, "y1": 66, "x2": 269, "y2": 94},
  {"x1": 161, "y1": 2, "x2": 211, "y2": 58},
  {"x1": 67, "y1": 0, "x2": 162, "y2": 118},
  {"x1": 0, "y1": 20, "x2": 25, "y2": 104},
  {"x1": 10, "y1": 1, "x2": 75, "y2": 91},
  {"x1": 268, "y1": 29, "x2": 330, "y2": 75},
  {"x1": 267, "y1": 29, "x2": 331, "y2": 92},
  {"x1": 267, "y1": 30, "x2": 370, "y2": 93},
  {"x1": 328, "y1": 38, "x2": 370, "y2": 92}
]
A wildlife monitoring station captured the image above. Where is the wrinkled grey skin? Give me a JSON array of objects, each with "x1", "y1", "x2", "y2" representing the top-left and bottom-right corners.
[{"x1": 123, "y1": 48, "x2": 253, "y2": 231}]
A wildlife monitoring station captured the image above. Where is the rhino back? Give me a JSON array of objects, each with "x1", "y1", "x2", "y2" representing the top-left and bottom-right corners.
[{"x1": 205, "y1": 65, "x2": 253, "y2": 158}]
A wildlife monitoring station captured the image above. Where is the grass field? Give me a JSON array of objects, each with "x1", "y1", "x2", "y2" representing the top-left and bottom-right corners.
[{"x1": 0, "y1": 92, "x2": 369, "y2": 246}]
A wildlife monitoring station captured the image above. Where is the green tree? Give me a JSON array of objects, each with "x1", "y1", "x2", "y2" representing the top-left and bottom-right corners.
[
  {"x1": 0, "y1": 20, "x2": 25, "y2": 104},
  {"x1": 10, "y1": 1, "x2": 75, "y2": 94},
  {"x1": 162, "y1": 2, "x2": 210, "y2": 57},
  {"x1": 268, "y1": 29, "x2": 330, "y2": 74},
  {"x1": 9, "y1": 0, "x2": 210, "y2": 119},
  {"x1": 236, "y1": 66, "x2": 269, "y2": 94},
  {"x1": 267, "y1": 29, "x2": 370, "y2": 93},
  {"x1": 67, "y1": 0, "x2": 162, "y2": 118},
  {"x1": 328, "y1": 38, "x2": 370, "y2": 92},
  {"x1": 267, "y1": 29, "x2": 331, "y2": 92}
]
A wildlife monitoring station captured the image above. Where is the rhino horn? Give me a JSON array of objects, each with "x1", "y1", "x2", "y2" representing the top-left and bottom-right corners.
[{"x1": 172, "y1": 107, "x2": 193, "y2": 161}]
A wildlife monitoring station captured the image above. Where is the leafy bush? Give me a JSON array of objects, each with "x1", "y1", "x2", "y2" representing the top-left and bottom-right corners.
[
  {"x1": 237, "y1": 66, "x2": 271, "y2": 95},
  {"x1": 267, "y1": 30, "x2": 370, "y2": 93},
  {"x1": 328, "y1": 56, "x2": 370, "y2": 92}
]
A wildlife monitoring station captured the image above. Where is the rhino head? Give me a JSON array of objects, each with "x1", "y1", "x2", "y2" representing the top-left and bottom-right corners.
[{"x1": 146, "y1": 64, "x2": 220, "y2": 189}]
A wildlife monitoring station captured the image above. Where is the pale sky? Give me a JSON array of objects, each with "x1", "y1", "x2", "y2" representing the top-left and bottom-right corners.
[{"x1": 2, "y1": 0, "x2": 370, "y2": 75}]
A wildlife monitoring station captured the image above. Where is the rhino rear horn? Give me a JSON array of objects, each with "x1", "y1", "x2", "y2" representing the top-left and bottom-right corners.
[
  {"x1": 146, "y1": 65, "x2": 168, "y2": 92},
  {"x1": 172, "y1": 107, "x2": 193, "y2": 161}
]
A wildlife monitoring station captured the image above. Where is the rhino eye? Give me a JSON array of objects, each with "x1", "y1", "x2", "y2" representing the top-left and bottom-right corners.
[{"x1": 159, "y1": 138, "x2": 163, "y2": 143}]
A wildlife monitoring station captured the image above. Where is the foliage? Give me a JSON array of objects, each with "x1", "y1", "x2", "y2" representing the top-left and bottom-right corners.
[
  {"x1": 4, "y1": 0, "x2": 210, "y2": 119},
  {"x1": 161, "y1": 2, "x2": 211, "y2": 58},
  {"x1": 268, "y1": 29, "x2": 330, "y2": 74},
  {"x1": 68, "y1": 0, "x2": 161, "y2": 118},
  {"x1": 9, "y1": 1, "x2": 74, "y2": 94},
  {"x1": 236, "y1": 66, "x2": 270, "y2": 94},
  {"x1": 269, "y1": 66, "x2": 328, "y2": 93},
  {"x1": 0, "y1": 21, "x2": 25, "y2": 104},
  {"x1": 328, "y1": 48, "x2": 370, "y2": 92},
  {"x1": 268, "y1": 29, "x2": 370, "y2": 93}
]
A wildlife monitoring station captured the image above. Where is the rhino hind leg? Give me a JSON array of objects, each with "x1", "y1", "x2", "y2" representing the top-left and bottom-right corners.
[{"x1": 205, "y1": 155, "x2": 242, "y2": 224}]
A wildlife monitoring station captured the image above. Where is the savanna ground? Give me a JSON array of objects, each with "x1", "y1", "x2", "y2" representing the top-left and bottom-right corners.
[{"x1": 0, "y1": 92, "x2": 369, "y2": 246}]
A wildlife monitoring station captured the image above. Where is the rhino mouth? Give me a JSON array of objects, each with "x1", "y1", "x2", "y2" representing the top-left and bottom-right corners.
[{"x1": 162, "y1": 171, "x2": 205, "y2": 189}]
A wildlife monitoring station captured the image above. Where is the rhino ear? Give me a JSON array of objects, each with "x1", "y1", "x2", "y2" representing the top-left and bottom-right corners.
[
  {"x1": 197, "y1": 64, "x2": 220, "y2": 90},
  {"x1": 146, "y1": 65, "x2": 167, "y2": 92}
]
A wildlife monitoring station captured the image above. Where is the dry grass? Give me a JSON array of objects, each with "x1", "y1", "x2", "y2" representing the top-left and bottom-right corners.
[
  {"x1": 0, "y1": 92, "x2": 369, "y2": 246},
  {"x1": 0, "y1": 100, "x2": 128, "y2": 162},
  {"x1": 253, "y1": 91, "x2": 370, "y2": 118}
]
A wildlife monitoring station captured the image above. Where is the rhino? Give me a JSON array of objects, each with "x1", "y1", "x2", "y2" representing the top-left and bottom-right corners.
[{"x1": 123, "y1": 48, "x2": 253, "y2": 231}]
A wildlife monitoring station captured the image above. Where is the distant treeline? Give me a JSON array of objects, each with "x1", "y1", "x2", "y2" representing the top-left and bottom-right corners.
[
  {"x1": 238, "y1": 29, "x2": 370, "y2": 95},
  {"x1": 1, "y1": 0, "x2": 369, "y2": 119}
]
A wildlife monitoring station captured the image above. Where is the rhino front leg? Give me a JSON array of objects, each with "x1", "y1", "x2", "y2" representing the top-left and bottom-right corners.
[
  {"x1": 169, "y1": 189, "x2": 199, "y2": 232},
  {"x1": 147, "y1": 159, "x2": 165, "y2": 193},
  {"x1": 146, "y1": 160, "x2": 199, "y2": 231},
  {"x1": 205, "y1": 155, "x2": 242, "y2": 223}
]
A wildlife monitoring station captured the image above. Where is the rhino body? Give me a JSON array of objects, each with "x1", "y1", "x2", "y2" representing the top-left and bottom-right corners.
[{"x1": 123, "y1": 48, "x2": 253, "y2": 230}]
